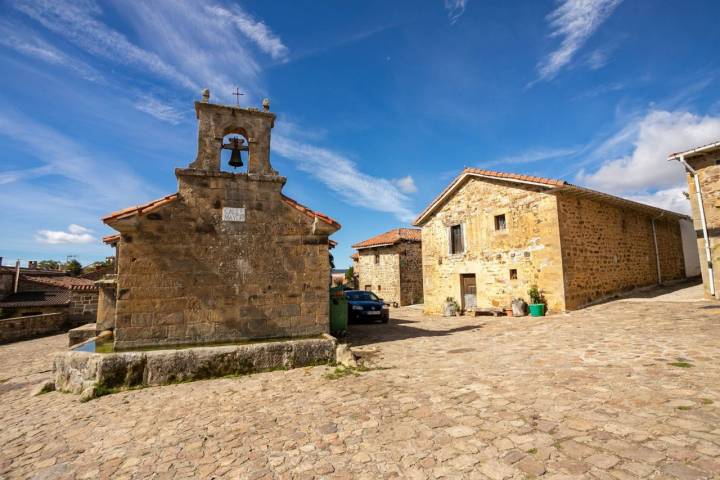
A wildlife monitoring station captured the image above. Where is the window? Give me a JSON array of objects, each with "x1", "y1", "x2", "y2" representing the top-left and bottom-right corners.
[
  {"x1": 364, "y1": 285, "x2": 372, "y2": 291},
  {"x1": 450, "y1": 224, "x2": 464, "y2": 254},
  {"x1": 509, "y1": 269, "x2": 518, "y2": 280},
  {"x1": 494, "y1": 214, "x2": 506, "y2": 231},
  {"x1": 377, "y1": 285, "x2": 382, "y2": 291},
  {"x1": 374, "y1": 254, "x2": 380, "y2": 264}
]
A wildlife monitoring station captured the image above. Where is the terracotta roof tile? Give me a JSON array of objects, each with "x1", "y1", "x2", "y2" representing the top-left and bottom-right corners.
[
  {"x1": 414, "y1": 167, "x2": 689, "y2": 226},
  {"x1": 462, "y1": 168, "x2": 568, "y2": 187},
  {"x1": 102, "y1": 193, "x2": 179, "y2": 223},
  {"x1": 352, "y1": 228, "x2": 421, "y2": 249},
  {"x1": 102, "y1": 234, "x2": 120, "y2": 244},
  {"x1": 23, "y1": 275, "x2": 98, "y2": 291},
  {"x1": 0, "y1": 290, "x2": 72, "y2": 308},
  {"x1": 281, "y1": 194, "x2": 341, "y2": 229}
]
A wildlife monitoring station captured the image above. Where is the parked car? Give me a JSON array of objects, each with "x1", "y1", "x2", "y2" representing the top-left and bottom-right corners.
[{"x1": 344, "y1": 290, "x2": 389, "y2": 323}]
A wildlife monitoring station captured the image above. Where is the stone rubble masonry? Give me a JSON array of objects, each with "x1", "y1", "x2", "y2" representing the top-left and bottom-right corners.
[
  {"x1": 357, "y1": 242, "x2": 423, "y2": 306},
  {"x1": 420, "y1": 177, "x2": 566, "y2": 313},
  {"x1": 104, "y1": 100, "x2": 339, "y2": 349},
  {"x1": 418, "y1": 175, "x2": 687, "y2": 314},
  {"x1": 54, "y1": 334, "x2": 337, "y2": 395},
  {"x1": 685, "y1": 148, "x2": 720, "y2": 300},
  {"x1": 69, "y1": 290, "x2": 98, "y2": 324},
  {"x1": 0, "y1": 312, "x2": 69, "y2": 344}
]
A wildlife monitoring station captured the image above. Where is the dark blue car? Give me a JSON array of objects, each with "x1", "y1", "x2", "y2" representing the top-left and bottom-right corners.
[{"x1": 345, "y1": 290, "x2": 389, "y2": 323}]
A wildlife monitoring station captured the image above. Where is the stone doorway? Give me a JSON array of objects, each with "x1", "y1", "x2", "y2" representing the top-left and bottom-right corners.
[{"x1": 460, "y1": 274, "x2": 476, "y2": 311}]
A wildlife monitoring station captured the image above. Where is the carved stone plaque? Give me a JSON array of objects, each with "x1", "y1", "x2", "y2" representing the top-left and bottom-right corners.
[{"x1": 222, "y1": 207, "x2": 245, "y2": 222}]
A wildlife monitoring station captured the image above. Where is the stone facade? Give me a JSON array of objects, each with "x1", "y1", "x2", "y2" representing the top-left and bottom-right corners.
[
  {"x1": 416, "y1": 170, "x2": 690, "y2": 314},
  {"x1": 419, "y1": 177, "x2": 565, "y2": 313},
  {"x1": 103, "y1": 95, "x2": 340, "y2": 349},
  {"x1": 69, "y1": 290, "x2": 99, "y2": 324},
  {"x1": 353, "y1": 230, "x2": 423, "y2": 306},
  {"x1": 677, "y1": 145, "x2": 720, "y2": 300}
]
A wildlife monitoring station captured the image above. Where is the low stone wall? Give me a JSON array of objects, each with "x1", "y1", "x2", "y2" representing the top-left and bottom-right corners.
[
  {"x1": 54, "y1": 334, "x2": 337, "y2": 397},
  {"x1": 0, "y1": 312, "x2": 69, "y2": 344}
]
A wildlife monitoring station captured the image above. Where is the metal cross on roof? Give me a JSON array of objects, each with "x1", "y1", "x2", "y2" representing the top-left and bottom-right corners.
[{"x1": 232, "y1": 88, "x2": 244, "y2": 106}]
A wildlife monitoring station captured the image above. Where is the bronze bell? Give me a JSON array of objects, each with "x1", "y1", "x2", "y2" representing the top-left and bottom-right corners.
[{"x1": 228, "y1": 137, "x2": 244, "y2": 169}]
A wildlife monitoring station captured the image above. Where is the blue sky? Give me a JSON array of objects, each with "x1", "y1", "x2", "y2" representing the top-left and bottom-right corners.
[{"x1": 1, "y1": 0, "x2": 719, "y2": 268}]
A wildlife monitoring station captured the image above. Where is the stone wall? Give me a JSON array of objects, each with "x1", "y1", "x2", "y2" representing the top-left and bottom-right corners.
[
  {"x1": 357, "y1": 246, "x2": 401, "y2": 304},
  {"x1": 356, "y1": 241, "x2": 423, "y2": 306},
  {"x1": 0, "y1": 312, "x2": 68, "y2": 344},
  {"x1": 686, "y1": 150, "x2": 720, "y2": 300},
  {"x1": 420, "y1": 177, "x2": 566, "y2": 314},
  {"x1": 398, "y1": 242, "x2": 424, "y2": 305},
  {"x1": 111, "y1": 170, "x2": 335, "y2": 349},
  {"x1": 96, "y1": 280, "x2": 116, "y2": 332},
  {"x1": 557, "y1": 194, "x2": 686, "y2": 309},
  {"x1": 69, "y1": 290, "x2": 98, "y2": 323}
]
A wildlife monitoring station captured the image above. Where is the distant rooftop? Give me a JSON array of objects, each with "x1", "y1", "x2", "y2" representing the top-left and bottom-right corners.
[{"x1": 352, "y1": 228, "x2": 422, "y2": 250}]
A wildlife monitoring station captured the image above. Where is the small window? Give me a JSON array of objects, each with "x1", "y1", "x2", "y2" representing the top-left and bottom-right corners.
[
  {"x1": 374, "y1": 254, "x2": 380, "y2": 264},
  {"x1": 509, "y1": 269, "x2": 518, "y2": 280},
  {"x1": 364, "y1": 285, "x2": 372, "y2": 291},
  {"x1": 450, "y1": 224, "x2": 464, "y2": 254},
  {"x1": 494, "y1": 214, "x2": 506, "y2": 231},
  {"x1": 377, "y1": 285, "x2": 382, "y2": 291}
]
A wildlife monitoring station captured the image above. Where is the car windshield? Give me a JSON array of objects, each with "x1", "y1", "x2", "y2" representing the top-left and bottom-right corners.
[{"x1": 346, "y1": 291, "x2": 380, "y2": 302}]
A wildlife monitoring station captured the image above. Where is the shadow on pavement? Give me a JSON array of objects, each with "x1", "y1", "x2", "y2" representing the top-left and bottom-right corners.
[{"x1": 346, "y1": 317, "x2": 484, "y2": 347}]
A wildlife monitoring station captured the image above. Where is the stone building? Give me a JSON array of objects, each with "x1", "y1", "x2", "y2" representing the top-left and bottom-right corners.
[
  {"x1": 351, "y1": 228, "x2": 423, "y2": 306},
  {"x1": 669, "y1": 141, "x2": 720, "y2": 300},
  {"x1": 102, "y1": 93, "x2": 340, "y2": 350},
  {"x1": 414, "y1": 168, "x2": 697, "y2": 314}
]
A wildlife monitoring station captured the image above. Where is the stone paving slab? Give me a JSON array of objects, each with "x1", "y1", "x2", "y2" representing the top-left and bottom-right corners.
[{"x1": 1, "y1": 286, "x2": 719, "y2": 479}]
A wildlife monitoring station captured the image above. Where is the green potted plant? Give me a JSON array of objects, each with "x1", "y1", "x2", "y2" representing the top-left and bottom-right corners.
[{"x1": 527, "y1": 285, "x2": 545, "y2": 317}]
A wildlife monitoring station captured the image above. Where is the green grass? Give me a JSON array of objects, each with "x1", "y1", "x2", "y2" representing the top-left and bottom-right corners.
[
  {"x1": 526, "y1": 448, "x2": 538, "y2": 454},
  {"x1": 668, "y1": 362, "x2": 693, "y2": 368},
  {"x1": 324, "y1": 364, "x2": 392, "y2": 380},
  {"x1": 677, "y1": 406, "x2": 692, "y2": 411},
  {"x1": 701, "y1": 398, "x2": 713, "y2": 405}
]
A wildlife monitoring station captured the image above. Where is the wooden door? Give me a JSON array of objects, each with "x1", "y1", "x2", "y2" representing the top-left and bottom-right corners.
[{"x1": 460, "y1": 274, "x2": 476, "y2": 310}]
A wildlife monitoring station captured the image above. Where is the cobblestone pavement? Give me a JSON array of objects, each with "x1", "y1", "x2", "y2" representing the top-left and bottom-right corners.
[{"x1": 1, "y1": 284, "x2": 719, "y2": 479}]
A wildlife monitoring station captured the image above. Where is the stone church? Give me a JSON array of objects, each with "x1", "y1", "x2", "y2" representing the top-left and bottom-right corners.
[{"x1": 102, "y1": 91, "x2": 340, "y2": 350}]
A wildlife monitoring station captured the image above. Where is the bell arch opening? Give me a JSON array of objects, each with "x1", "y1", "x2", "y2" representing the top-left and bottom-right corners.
[{"x1": 220, "y1": 132, "x2": 250, "y2": 173}]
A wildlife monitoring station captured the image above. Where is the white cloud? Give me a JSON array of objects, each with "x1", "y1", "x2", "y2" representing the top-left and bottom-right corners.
[
  {"x1": 484, "y1": 146, "x2": 579, "y2": 167},
  {"x1": 206, "y1": 4, "x2": 289, "y2": 61},
  {"x1": 35, "y1": 224, "x2": 96, "y2": 244},
  {"x1": 133, "y1": 95, "x2": 185, "y2": 125},
  {"x1": 394, "y1": 175, "x2": 418, "y2": 194},
  {"x1": 535, "y1": 0, "x2": 622, "y2": 82},
  {"x1": 0, "y1": 21, "x2": 103, "y2": 82},
  {"x1": 444, "y1": 0, "x2": 467, "y2": 24},
  {"x1": 624, "y1": 187, "x2": 691, "y2": 215},
  {"x1": 576, "y1": 109, "x2": 720, "y2": 214},
  {"x1": 14, "y1": 0, "x2": 197, "y2": 90},
  {"x1": 273, "y1": 134, "x2": 416, "y2": 223}
]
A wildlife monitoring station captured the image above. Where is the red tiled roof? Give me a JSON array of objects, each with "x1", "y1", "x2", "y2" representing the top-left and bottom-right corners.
[
  {"x1": 281, "y1": 194, "x2": 341, "y2": 229},
  {"x1": 102, "y1": 192, "x2": 339, "y2": 230},
  {"x1": 352, "y1": 228, "x2": 421, "y2": 249},
  {"x1": 102, "y1": 193, "x2": 179, "y2": 223},
  {"x1": 414, "y1": 167, "x2": 689, "y2": 226},
  {"x1": 23, "y1": 275, "x2": 98, "y2": 291},
  {"x1": 0, "y1": 290, "x2": 72, "y2": 308},
  {"x1": 102, "y1": 234, "x2": 120, "y2": 244},
  {"x1": 462, "y1": 168, "x2": 567, "y2": 187}
]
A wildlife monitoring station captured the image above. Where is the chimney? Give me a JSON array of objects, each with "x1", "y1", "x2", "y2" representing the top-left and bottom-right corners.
[
  {"x1": 14, "y1": 260, "x2": 20, "y2": 293},
  {"x1": 27, "y1": 260, "x2": 37, "y2": 269}
]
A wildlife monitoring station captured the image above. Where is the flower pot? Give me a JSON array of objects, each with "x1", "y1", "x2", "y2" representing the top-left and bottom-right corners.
[
  {"x1": 528, "y1": 304, "x2": 545, "y2": 317},
  {"x1": 511, "y1": 299, "x2": 527, "y2": 317},
  {"x1": 504, "y1": 308, "x2": 513, "y2": 317}
]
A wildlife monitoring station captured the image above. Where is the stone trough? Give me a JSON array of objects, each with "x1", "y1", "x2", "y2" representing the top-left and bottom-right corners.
[{"x1": 54, "y1": 334, "x2": 337, "y2": 400}]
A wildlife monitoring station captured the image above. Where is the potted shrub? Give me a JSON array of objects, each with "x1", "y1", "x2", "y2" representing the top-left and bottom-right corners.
[
  {"x1": 527, "y1": 285, "x2": 546, "y2": 317},
  {"x1": 443, "y1": 297, "x2": 460, "y2": 317},
  {"x1": 511, "y1": 298, "x2": 527, "y2": 317}
]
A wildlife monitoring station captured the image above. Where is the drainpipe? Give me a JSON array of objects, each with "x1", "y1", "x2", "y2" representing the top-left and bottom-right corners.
[
  {"x1": 651, "y1": 213, "x2": 663, "y2": 284},
  {"x1": 672, "y1": 155, "x2": 715, "y2": 296}
]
